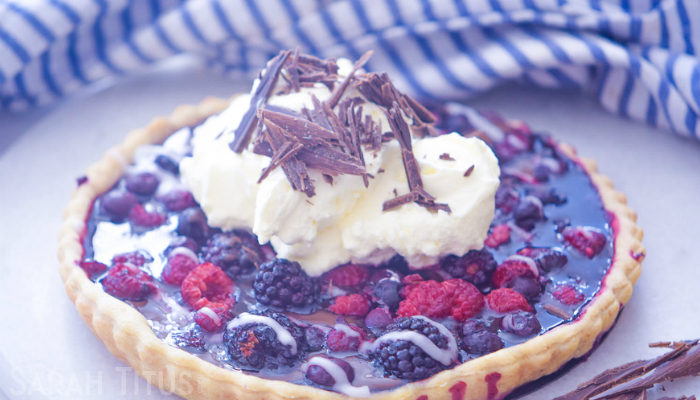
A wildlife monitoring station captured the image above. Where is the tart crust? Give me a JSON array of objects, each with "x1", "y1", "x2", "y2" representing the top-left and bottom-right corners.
[{"x1": 58, "y1": 97, "x2": 644, "y2": 400}]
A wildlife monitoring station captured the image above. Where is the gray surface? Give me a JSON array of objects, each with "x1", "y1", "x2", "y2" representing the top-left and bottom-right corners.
[{"x1": 1, "y1": 60, "x2": 699, "y2": 399}]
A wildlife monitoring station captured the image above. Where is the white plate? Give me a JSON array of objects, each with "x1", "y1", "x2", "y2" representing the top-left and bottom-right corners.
[{"x1": 1, "y1": 58, "x2": 699, "y2": 400}]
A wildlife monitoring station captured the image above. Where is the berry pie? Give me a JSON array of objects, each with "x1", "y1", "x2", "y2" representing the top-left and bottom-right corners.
[{"x1": 58, "y1": 50, "x2": 644, "y2": 400}]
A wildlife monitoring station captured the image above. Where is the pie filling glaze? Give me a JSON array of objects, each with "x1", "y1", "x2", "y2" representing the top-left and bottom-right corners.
[{"x1": 79, "y1": 100, "x2": 619, "y2": 397}]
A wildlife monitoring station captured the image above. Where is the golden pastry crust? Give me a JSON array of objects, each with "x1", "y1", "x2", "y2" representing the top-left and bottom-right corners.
[{"x1": 58, "y1": 97, "x2": 644, "y2": 400}]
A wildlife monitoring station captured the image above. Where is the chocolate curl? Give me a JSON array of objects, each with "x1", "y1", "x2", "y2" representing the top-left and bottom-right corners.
[
  {"x1": 230, "y1": 50, "x2": 291, "y2": 153},
  {"x1": 327, "y1": 50, "x2": 374, "y2": 109}
]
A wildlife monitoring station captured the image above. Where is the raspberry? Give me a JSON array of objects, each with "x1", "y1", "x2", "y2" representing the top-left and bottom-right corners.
[
  {"x1": 328, "y1": 294, "x2": 370, "y2": 316},
  {"x1": 563, "y1": 226, "x2": 607, "y2": 258},
  {"x1": 181, "y1": 263, "x2": 234, "y2": 311},
  {"x1": 202, "y1": 231, "x2": 265, "y2": 278},
  {"x1": 460, "y1": 320, "x2": 503, "y2": 355},
  {"x1": 159, "y1": 190, "x2": 196, "y2": 212},
  {"x1": 485, "y1": 225, "x2": 511, "y2": 249},
  {"x1": 441, "y1": 249, "x2": 497, "y2": 287},
  {"x1": 398, "y1": 280, "x2": 450, "y2": 319},
  {"x1": 78, "y1": 260, "x2": 107, "y2": 279},
  {"x1": 129, "y1": 204, "x2": 167, "y2": 228},
  {"x1": 322, "y1": 264, "x2": 370, "y2": 288},
  {"x1": 101, "y1": 263, "x2": 156, "y2": 301},
  {"x1": 194, "y1": 305, "x2": 231, "y2": 332},
  {"x1": 112, "y1": 251, "x2": 153, "y2": 267},
  {"x1": 398, "y1": 279, "x2": 484, "y2": 322},
  {"x1": 552, "y1": 285, "x2": 584, "y2": 305},
  {"x1": 492, "y1": 257, "x2": 538, "y2": 288},
  {"x1": 224, "y1": 311, "x2": 306, "y2": 370},
  {"x1": 326, "y1": 323, "x2": 366, "y2": 352},
  {"x1": 161, "y1": 253, "x2": 199, "y2": 286},
  {"x1": 125, "y1": 172, "x2": 160, "y2": 196},
  {"x1": 306, "y1": 357, "x2": 355, "y2": 388},
  {"x1": 485, "y1": 288, "x2": 533, "y2": 313},
  {"x1": 370, "y1": 317, "x2": 453, "y2": 381},
  {"x1": 444, "y1": 279, "x2": 486, "y2": 322},
  {"x1": 253, "y1": 258, "x2": 319, "y2": 309}
]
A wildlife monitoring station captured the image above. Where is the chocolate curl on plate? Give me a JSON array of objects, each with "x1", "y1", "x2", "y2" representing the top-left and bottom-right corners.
[{"x1": 554, "y1": 340, "x2": 700, "y2": 400}]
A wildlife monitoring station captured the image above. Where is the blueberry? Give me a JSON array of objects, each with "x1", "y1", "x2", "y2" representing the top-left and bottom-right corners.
[
  {"x1": 535, "y1": 248, "x2": 568, "y2": 272},
  {"x1": 533, "y1": 164, "x2": 550, "y2": 182},
  {"x1": 155, "y1": 155, "x2": 179, "y2": 175},
  {"x1": 460, "y1": 320, "x2": 503, "y2": 355},
  {"x1": 165, "y1": 236, "x2": 200, "y2": 256},
  {"x1": 526, "y1": 187, "x2": 567, "y2": 205},
  {"x1": 306, "y1": 358, "x2": 354, "y2": 387},
  {"x1": 374, "y1": 280, "x2": 401, "y2": 310},
  {"x1": 177, "y1": 207, "x2": 212, "y2": 245},
  {"x1": 513, "y1": 196, "x2": 545, "y2": 231},
  {"x1": 504, "y1": 277, "x2": 541, "y2": 300},
  {"x1": 502, "y1": 311, "x2": 541, "y2": 336},
  {"x1": 100, "y1": 190, "x2": 137, "y2": 220},
  {"x1": 365, "y1": 308, "x2": 394, "y2": 332},
  {"x1": 125, "y1": 172, "x2": 160, "y2": 196}
]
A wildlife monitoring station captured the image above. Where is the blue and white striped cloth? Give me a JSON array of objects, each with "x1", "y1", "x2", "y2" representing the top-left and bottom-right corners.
[{"x1": 0, "y1": 0, "x2": 698, "y2": 139}]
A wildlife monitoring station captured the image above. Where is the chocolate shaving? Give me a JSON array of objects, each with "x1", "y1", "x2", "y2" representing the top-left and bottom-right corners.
[
  {"x1": 554, "y1": 340, "x2": 700, "y2": 400},
  {"x1": 440, "y1": 153, "x2": 455, "y2": 161},
  {"x1": 383, "y1": 192, "x2": 419, "y2": 211},
  {"x1": 327, "y1": 50, "x2": 373, "y2": 109},
  {"x1": 259, "y1": 108, "x2": 338, "y2": 144},
  {"x1": 383, "y1": 103, "x2": 451, "y2": 213},
  {"x1": 543, "y1": 304, "x2": 573, "y2": 320},
  {"x1": 464, "y1": 165, "x2": 475, "y2": 177},
  {"x1": 262, "y1": 121, "x2": 315, "y2": 197},
  {"x1": 230, "y1": 50, "x2": 291, "y2": 153}
]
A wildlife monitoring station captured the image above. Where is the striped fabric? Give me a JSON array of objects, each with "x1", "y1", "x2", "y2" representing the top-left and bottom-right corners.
[{"x1": 0, "y1": 1, "x2": 698, "y2": 139}]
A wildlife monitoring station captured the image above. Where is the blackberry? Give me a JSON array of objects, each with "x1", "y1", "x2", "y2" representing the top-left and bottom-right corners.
[
  {"x1": 441, "y1": 249, "x2": 497, "y2": 287},
  {"x1": 202, "y1": 231, "x2": 265, "y2": 279},
  {"x1": 370, "y1": 317, "x2": 452, "y2": 381},
  {"x1": 167, "y1": 323, "x2": 206, "y2": 353},
  {"x1": 459, "y1": 320, "x2": 503, "y2": 355},
  {"x1": 253, "y1": 258, "x2": 319, "y2": 309},
  {"x1": 224, "y1": 311, "x2": 306, "y2": 370}
]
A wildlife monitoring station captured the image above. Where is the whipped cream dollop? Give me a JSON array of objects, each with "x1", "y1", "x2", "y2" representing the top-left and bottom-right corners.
[{"x1": 180, "y1": 59, "x2": 500, "y2": 276}]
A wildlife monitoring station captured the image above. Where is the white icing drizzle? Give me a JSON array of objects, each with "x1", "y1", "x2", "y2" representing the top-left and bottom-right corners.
[
  {"x1": 227, "y1": 313, "x2": 297, "y2": 354},
  {"x1": 363, "y1": 316, "x2": 457, "y2": 366},
  {"x1": 169, "y1": 246, "x2": 199, "y2": 263},
  {"x1": 505, "y1": 254, "x2": 539, "y2": 277},
  {"x1": 333, "y1": 324, "x2": 361, "y2": 338},
  {"x1": 304, "y1": 357, "x2": 370, "y2": 398},
  {"x1": 199, "y1": 307, "x2": 221, "y2": 325}
]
